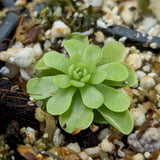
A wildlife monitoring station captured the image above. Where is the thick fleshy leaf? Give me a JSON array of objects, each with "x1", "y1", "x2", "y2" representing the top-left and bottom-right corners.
[
  {"x1": 82, "y1": 45, "x2": 102, "y2": 64},
  {"x1": 85, "y1": 60, "x2": 95, "y2": 73},
  {"x1": 97, "y1": 62, "x2": 128, "y2": 81},
  {"x1": 46, "y1": 87, "x2": 76, "y2": 115},
  {"x1": 120, "y1": 63, "x2": 137, "y2": 86},
  {"x1": 98, "y1": 105, "x2": 133, "y2": 135},
  {"x1": 103, "y1": 63, "x2": 137, "y2": 87},
  {"x1": 27, "y1": 76, "x2": 58, "y2": 100},
  {"x1": 65, "y1": 32, "x2": 89, "y2": 47},
  {"x1": 96, "y1": 84, "x2": 130, "y2": 112},
  {"x1": 80, "y1": 84, "x2": 104, "y2": 109},
  {"x1": 53, "y1": 74, "x2": 71, "y2": 88},
  {"x1": 99, "y1": 41, "x2": 126, "y2": 65},
  {"x1": 93, "y1": 110, "x2": 108, "y2": 124},
  {"x1": 64, "y1": 39, "x2": 86, "y2": 56},
  {"x1": 59, "y1": 92, "x2": 93, "y2": 134},
  {"x1": 70, "y1": 80, "x2": 85, "y2": 88},
  {"x1": 44, "y1": 51, "x2": 69, "y2": 74},
  {"x1": 35, "y1": 57, "x2": 50, "y2": 70},
  {"x1": 89, "y1": 70, "x2": 106, "y2": 84},
  {"x1": 35, "y1": 57, "x2": 61, "y2": 76},
  {"x1": 69, "y1": 53, "x2": 81, "y2": 65}
]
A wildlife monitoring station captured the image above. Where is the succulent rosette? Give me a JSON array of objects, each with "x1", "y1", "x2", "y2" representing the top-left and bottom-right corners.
[{"x1": 27, "y1": 33, "x2": 137, "y2": 134}]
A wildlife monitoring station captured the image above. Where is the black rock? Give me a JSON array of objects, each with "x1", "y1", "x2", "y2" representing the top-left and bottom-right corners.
[{"x1": 0, "y1": 0, "x2": 15, "y2": 8}]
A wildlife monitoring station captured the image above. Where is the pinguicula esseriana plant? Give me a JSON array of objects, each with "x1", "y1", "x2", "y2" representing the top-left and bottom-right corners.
[{"x1": 27, "y1": 33, "x2": 137, "y2": 135}]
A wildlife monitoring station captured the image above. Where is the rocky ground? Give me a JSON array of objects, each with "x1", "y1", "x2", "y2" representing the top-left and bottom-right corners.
[{"x1": 0, "y1": 0, "x2": 160, "y2": 160}]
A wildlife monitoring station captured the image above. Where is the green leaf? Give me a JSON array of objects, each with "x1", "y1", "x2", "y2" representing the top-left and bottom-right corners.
[
  {"x1": 44, "y1": 51, "x2": 69, "y2": 74},
  {"x1": 98, "y1": 105, "x2": 134, "y2": 135},
  {"x1": 59, "y1": 92, "x2": 93, "y2": 134},
  {"x1": 64, "y1": 39, "x2": 86, "y2": 56},
  {"x1": 99, "y1": 41, "x2": 126, "y2": 65},
  {"x1": 103, "y1": 63, "x2": 137, "y2": 87},
  {"x1": 96, "y1": 84, "x2": 130, "y2": 112},
  {"x1": 70, "y1": 80, "x2": 85, "y2": 88},
  {"x1": 46, "y1": 87, "x2": 76, "y2": 115},
  {"x1": 120, "y1": 63, "x2": 137, "y2": 86},
  {"x1": 93, "y1": 110, "x2": 108, "y2": 124},
  {"x1": 69, "y1": 53, "x2": 81, "y2": 65},
  {"x1": 53, "y1": 74, "x2": 71, "y2": 88},
  {"x1": 35, "y1": 57, "x2": 50, "y2": 70},
  {"x1": 80, "y1": 84, "x2": 104, "y2": 109},
  {"x1": 65, "y1": 32, "x2": 89, "y2": 47},
  {"x1": 89, "y1": 70, "x2": 106, "y2": 84},
  {"x1": 85, "y1": 60, "x2": 95, "y2": 74},
  {"x1": 97, "y1": 62, "x2": 128, "y2": 81},
  {"x1": 35, "y1": 56, "x2": 61, "y2": 77},
  {"x1": 36, "y1": 69, "x2": 61, "y2": 77},
  {"x1": 82, "y1": 45, "x2": 102, "y2": 64},
  {"x1": 27, "y1": 76, "x2": 58, "y2": 100}
]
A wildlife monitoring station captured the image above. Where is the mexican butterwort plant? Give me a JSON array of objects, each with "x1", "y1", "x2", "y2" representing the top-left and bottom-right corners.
[{"x1": 27, "y1": 33, "x2": 137, "y2": 135}]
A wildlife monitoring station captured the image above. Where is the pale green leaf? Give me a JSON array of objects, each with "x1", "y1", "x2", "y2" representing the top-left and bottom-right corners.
[
  {"x1": 44, "y1": 51, "x2": 69, "y2": 74},
  {"x1": 89, "y1": 70, "x2": 106, "y2": 84},
  {"x1": 46, "y1": 87, "x2": 76, "y2": 115},
  {"x1": 69, "y1": 53, "x2": 81, "y2": 65},
  {"x1": 65, "y1": 32, "x2": 89, "y2": 47},
  {"x1": 53, "y1": 74, "x2": 71, "y2": 88},
  {"x1": 35, "y1": 56, "x2": 61, "y2": 77},
  {"x1": 93, "y1": 110, "x2": 108, "y2": 124},
  {"x1": 82, "y1": 45, "x2": 102, "y2": 64},
  {"x1": 70, "y1": 80, "x2": 85, "y2": 88},
  {"x1": 97, "y1": 62, "x2": 128, "y2": 81},
  {"x1": 35, "y1": 57, "x2": 50, "y2": 70},
  {"x1": 80, "y1": 84, "x2": 104, "y2": 109},
  {"x1": 27, "y1": 76, "x2": 58, "y2": 100},
  {"x1": 103, "y1": 63, "x2": 137, "y2": 87},
  {"x1": 64, "y1": 39, "x2": 86, "y2": 56},
  {"x1": 59, "y1": 92, "x2": 93, "y2": 134},
  {"x1": 96, "y1": 84, "x2": 130, "y2": 112},
  {"x1": 98, "y1": 105, "x2": 134, "y2": 135},
  {"x1": 99, "y1": 41, "x2": 126, "y2": 65},
  {"x1": 85, "y1": 60, "x2": 95, "y2": 74}
]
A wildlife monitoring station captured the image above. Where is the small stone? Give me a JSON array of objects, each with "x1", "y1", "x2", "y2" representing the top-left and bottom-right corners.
[
  {"x1": 95, "y1": 31, "x2": 105, "y2": 43},
  {"x1": 78, "y1": 151, "x2": 92, "y2": 160},
  {"x1": 97, "y1": 128, "x2": 111, "y2": 141},
  {"x1": 136, "y1": 70, "x2": 146, "y2": 80},
  {"x1": 66, "y1": 143, "x2": 81, "y2": 153},
  {"x1": 144, "y1": 152, "x2": 151, "y2": 159},
  {"x1": 51, "y1": 20, "x2": 71, "y2": 38},
  {"x1": 130, "y1": 107, "x2": 146, "y2": 126},
  {"x1": 140, "y1": 75, "x2": 155, "y2": 89},
  {"x1": 132, "y1": 153, "x2": 145, "y2": 160},
  {"x1": 90, "y1": 124, "x2": 99, "y2": 133},
  {"x1": 142, "y1": 65, "x2": 151, "y2": 73},
  {"x1": 125, "y1": 53, "x2": 142, "y2": 70},
  {"x1": 84, "y1": 146, "x2": 101, "y2": 157},
  {"x1": 99, "y1": 138, "x2": 115, "y2": 153},
  {"x1": 155, "y1": 83, "x2": 160, "y2": 95}
]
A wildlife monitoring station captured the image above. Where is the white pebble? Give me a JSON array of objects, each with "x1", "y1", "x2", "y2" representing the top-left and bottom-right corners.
[
  {"x1": 130, "y1": 107, "x2": 146, "y2": 126},
  {"x1": 98, "y1": 128, "x2": 111, "y2": 141},
  {"x1": 132, "y1": 153, "x2": 145, "y2": 160},
  {"x1": 99, "y1": 138, "x2": 115, "y2": 153},
  {"x1": 83, "y1": 0, "x2": 102, "y2": 7},
  {"x1": 51, "y1": 20, "x2": 71, "y2": 38},
  {"x1": 84, "y1": 146, "x2": 101, "y2": 157},
  {"x1": 142, "y1": 65, "x2": 151, "y2": 72},
  {"x1": 95, "y1": 31, "x2": 105, "y2": 43},
  {"x1": 144, "y1": 152, "x2": 151, "y2": 159},
  {"x1": 66, "y1": 143, "x2": 81, "y2": 153},
  {"x1": 136, "y1": 70, "x2": 146, "y2": 80},
  {"x1": 0, "y1": 66, "x2": 9, "y2": 75},
  {"x1": 155, "y1": 83, "x2": 160, "y2": 95},
  {"x1": 140, "y1": 75, "x2": 155, "y2": 89},
  {"x1": 125, "y1": 53, "x2": 142, "y2": 70},
  {"x1": 78, "y1": 151, "x2": 92, "y2": 160}
]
